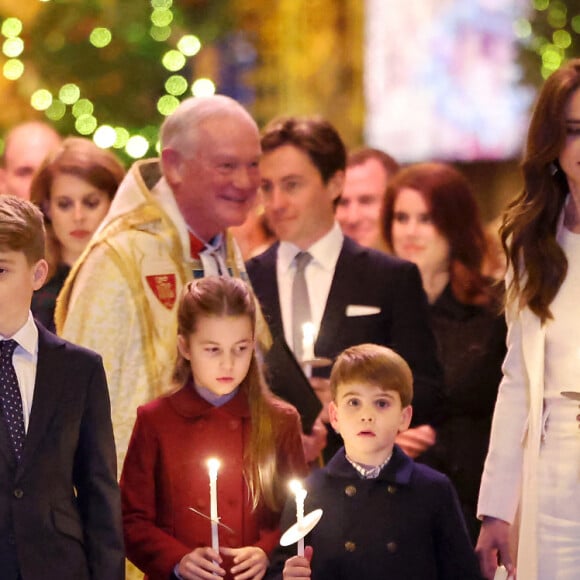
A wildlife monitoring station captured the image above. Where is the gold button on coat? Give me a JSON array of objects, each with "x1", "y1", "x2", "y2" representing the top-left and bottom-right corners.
[
  {"x1": 386, "y1": 541, "x2": 398, "y2": 553},
  {"x1": 344, "y1": 485, "x2": 357, "y2": 497},
  {"x1": 344, "y1": 541, "x2": 356, "y2": 552},
  {"x1": 387, "y1": 484, "x2": 397, "y2": 494}
]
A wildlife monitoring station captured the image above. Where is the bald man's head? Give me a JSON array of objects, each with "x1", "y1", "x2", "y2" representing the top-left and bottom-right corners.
[{"x1": 0, "y1": 121, "x2": 62, "y2": 200}]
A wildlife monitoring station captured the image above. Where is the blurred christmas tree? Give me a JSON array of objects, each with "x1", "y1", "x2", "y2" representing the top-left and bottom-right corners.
[
  {"x1": 518, "y1": 0, "x2": 580, "y2": 87},
  {"x1": 0, "y1": 0, "x2": 235, "y2": 161},
  {"x1": 1, "y1": 0, "x2": 578, "y2": 162}
]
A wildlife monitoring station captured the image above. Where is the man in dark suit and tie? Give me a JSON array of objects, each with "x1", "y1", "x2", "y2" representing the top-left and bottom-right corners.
[
  {"x1": 246, "y1": 116, "x2": 444, "y2": 461},
  {"x1": 0, "y1": 196, "x2": 124, "y2": 579}
]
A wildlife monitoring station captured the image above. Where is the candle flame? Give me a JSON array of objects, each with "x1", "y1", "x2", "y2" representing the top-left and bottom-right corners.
[
  {"x1": 207, "y1": 458, "x2": 220, "y2": 475},
  {"x1": 289, "y1": 479, "x2": 303, "y2": 494}
]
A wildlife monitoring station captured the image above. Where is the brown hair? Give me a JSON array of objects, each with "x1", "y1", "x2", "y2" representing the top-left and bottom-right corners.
[
  {"x1": 347, "y1": 147, "x2": 399, "y2": 177},
  {"x1": 330, "y1": 343, "x2": 413, "y2": 407},
  {"x1": 261, "y1": 116, "x2": 346, "y2": 184},
  {"x1": 173, "y1": 276, "x2": 286, "y2": 512},
  {"x1": 29, "y1": 137, "x2": 125, "y2": 277},
  {"x1": 383, "y1": 162, "x2": 495, "y2": 307},
  {"x1": 501, "y1": 59, "x2": 580, "y2": 322},
  {"x1": 0, "y1": 195, "x2": 45, "y2": 264}
]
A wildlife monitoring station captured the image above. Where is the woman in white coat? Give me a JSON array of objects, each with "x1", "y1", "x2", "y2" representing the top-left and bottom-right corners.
[{"x1": 476, "y1": 58, "x2": 580, "y2": 580}]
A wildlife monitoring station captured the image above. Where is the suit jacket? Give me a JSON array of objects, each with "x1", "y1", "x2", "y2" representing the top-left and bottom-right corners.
[
  {"x1": 247, "y1": 237, "x2": 444, "y2": 443},
  {"x1": 0, "y1": 323, "x2": 124, "y2": 580},
  {"x1": 266, "y1": 445, "x2": 481, "y2": 580}
]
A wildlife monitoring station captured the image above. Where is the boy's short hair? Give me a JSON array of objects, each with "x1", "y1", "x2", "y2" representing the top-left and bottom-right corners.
[
  {"x1": 330, "y1": 343, "x2": 413, "y2": 407},
  {"x1": 0, "y1": 195, "x2": 45, "y2": 264}
]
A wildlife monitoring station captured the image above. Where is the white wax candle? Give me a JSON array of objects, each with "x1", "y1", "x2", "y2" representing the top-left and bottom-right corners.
[
  {"x1": 289, "y1": 479, "x2": 307, "y2": 556},
  {"x1": 301, "y1": 322, "x2": 316, "y2": 363},
  {"x1": 207, "y1": 458, "x2": 220, "y2": 554}
]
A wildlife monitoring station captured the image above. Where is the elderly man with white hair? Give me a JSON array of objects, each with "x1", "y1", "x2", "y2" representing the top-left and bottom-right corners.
[{"x1": 56, "y1": 95, "x2": 262, "y2": 468}]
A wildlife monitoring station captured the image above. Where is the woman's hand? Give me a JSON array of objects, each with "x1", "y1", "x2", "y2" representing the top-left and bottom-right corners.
[
  {"x1": 177, "y1": 546, "x2": 225, "y2": 579},
  {"x1": 475, "y1": 516, "x2": 516, "y2": 580},
  {"x1": 221, "y1": 545, "x2": 268, "y2": 580},
  {"x1": 395, "y1": 424, "x2": 436, "y2": 458},
  {"x1": 283, "y1": 546, "x2": 313, "y2": 579}
]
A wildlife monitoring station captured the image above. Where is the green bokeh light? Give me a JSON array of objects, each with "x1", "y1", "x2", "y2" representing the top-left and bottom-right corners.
[
  {"x1": 59, "y1": 83, "x2": 81, "y2": 105},
  {"x1": 191, "y1": 78, "x2": 216, "y2": 97},
  {"x1": 178, "y1": 34, "x2": 201, "y2": 56},
  {"x1": 72, "y1": 98, "x2": 94, "y2": 117},
  {"x1": 126, "y1": 135, "x2": 150, "y2": 159},
  {"x1": 75, "y1": 114, "x2": 98, "y2": 135},
  {"x1": 150, "y1": 26, "x2": 171, "y2": 42},
  {"x1": 533, "y1": 0, "x2": 549, "y2": 10},
  {"x1": 2, "y1": 37, "x2": 24, "y2": 58},
  {"x1": 94, "y1": 125, "x2": 117, "y2": 148},
  {"x1": 157, "y1": 94, "x2": 180, "y2": 116},
  {"x1": 1, "y1": 18, "x2": 23, "y2": 39},
  {"x1": 45, "y1": 100, "x2": 66, "y2": 121},
  {"x1": 514, "y1": 19, "x2": 532, "y2": 39},
  {"x1": 547, "y1": 4, "x2": 567, "y2": 29},
  {"x1": 3, "y1": 59, "x2": 24, "y2": 81},
  {"x1": 31, "y1": 89, "x2": 53, "y2": 111},
  {"x1": 165, "y1": 75, "x2": 188, "y2": 96},
  {"x1": 162, "y1": 49, "x2": 186, "y2": 71},
  {"x1": 542, "y1": 47, "x2": 563, "y2": 70},
  {"x1": 571, "y1": 15, "x2": 580, "y2": 34},
  {"x1": 90, "y1": 27, "x2": 112, "y2": 48},
  {"x1": 152, "y1": 0, "x2": 173, "y2": 8},
  {"x1": 151, "y1": 8, "x2": 173, "y2": 27},
  {"x1": 553, "y1": 29, "x2": 572, "y2": 48},
  {"x1": 113, "y1": 127, "x2": 130, "y2": 149}
]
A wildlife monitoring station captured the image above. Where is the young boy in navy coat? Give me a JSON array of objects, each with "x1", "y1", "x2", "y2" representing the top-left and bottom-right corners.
[
  {"x1": 266, "y1": 343, "x2": 480, "y2": 580},
  {"x1": 0, "y1": 196, "x2": 124, "y2": 579}
]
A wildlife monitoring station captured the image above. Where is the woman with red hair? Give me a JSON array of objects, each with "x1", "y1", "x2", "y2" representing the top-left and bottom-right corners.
[{"x1": 382, "y1": 161, "x2": 506, "y2": 545}]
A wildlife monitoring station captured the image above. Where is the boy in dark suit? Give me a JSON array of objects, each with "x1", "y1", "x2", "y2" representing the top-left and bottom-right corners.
[
  {"x1": 0, "y1": 196, "x2": 124, "y2": 579},
  {"x1": 266, "y1": 344, "x2": 480, "y2": 580}
]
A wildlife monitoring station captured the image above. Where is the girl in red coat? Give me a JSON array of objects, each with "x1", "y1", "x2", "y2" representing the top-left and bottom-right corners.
[{"x1": 121, "y1": 276, "x2": 308, "y2": 580}]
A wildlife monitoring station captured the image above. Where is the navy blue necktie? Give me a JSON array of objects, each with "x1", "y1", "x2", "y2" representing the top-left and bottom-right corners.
[{"x1": 0, "y1": 340, "x2": 25, "y2": 461}]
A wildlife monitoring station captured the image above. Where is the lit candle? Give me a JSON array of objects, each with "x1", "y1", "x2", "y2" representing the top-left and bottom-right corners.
[
  {"x1": 207, "y1": 458, "x2": 220, "y2": 554},
  {"x1": 289, "y1": 479, "x2": 307, "y2": 556},
  {"x1": 301, "y1": 322, "x2": 316, "y2": 364}
]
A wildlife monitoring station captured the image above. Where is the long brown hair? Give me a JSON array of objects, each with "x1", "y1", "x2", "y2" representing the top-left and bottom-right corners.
[
  {"x1": 173, "y1": 276, "x2": 285, "y2": 512},
  {"x1": 383, "y1": 162, "x2": 494, "y2": 306},
  {"x1": 501, "y1": 59, "x2": 580, "y2": 322}
]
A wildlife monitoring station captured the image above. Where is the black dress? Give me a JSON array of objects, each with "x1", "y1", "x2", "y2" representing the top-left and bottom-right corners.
[
  {"x1": 31, "y1": 263, "x2": 71, "y2": 333},
  {"x1": 419, "y1": 283, "x2": 506, "y2": 544}
]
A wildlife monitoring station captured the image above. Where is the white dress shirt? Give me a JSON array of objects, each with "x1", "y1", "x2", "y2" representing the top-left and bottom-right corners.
[
  {"x1": 1, "y1": 312, "x2": 38, "y2": 432},
  {"x1": 277, "y1": 222, "x2": 344, "y2": 353}
]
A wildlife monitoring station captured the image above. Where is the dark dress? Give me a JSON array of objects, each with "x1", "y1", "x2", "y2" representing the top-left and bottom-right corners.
[
  {"x1": 31, "y1": 263, "x2": 70, "y2": 333},
  {"x1": 419, "y1": 283, "x2": 506, "y2": 544}
]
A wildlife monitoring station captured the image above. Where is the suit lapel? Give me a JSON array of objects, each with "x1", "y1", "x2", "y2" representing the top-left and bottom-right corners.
[
  {"x1": 249, "y1": 244, "x2": 285, "y2": 338},
  {"x1": 316, "y1": 238, "x2": 352, "y2": 354},
  {"x1": 0, "y1": 416, "x2": 15, "y2": 466},
  {"x1": 19, "y1": 325, "x2": 67, "y2": 474}
]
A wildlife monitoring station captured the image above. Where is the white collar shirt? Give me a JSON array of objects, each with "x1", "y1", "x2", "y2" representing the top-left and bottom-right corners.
[{"x1": 1, "y1": 313, "x2": 38, "y2": 432}]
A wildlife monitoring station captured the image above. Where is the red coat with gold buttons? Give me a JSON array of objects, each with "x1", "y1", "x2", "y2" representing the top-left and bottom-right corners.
[{"x1": 120, "y1": 382, "x2": 307, "y2": 580}]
